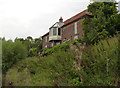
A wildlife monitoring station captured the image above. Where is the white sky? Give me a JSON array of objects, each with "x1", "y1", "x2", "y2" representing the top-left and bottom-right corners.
[{"x1": 0, "y1": 0, "x2": 119, "y2": 40}]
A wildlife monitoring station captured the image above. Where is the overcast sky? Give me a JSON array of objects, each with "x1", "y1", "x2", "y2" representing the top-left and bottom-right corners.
[{"x1": 0, "y1": 0, "x2": 119, "y2": 40}]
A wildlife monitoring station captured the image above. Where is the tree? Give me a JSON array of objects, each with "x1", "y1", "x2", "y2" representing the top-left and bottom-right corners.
[
  {"x1": 82, "y1": 1, "x2": 119, "y2": 44},
  {"x1": 34, "y1": 37, "x2": 42, "y2": 50},
  {"x1": 2, "y1": 40, "x2": 28, "y2": 73}
]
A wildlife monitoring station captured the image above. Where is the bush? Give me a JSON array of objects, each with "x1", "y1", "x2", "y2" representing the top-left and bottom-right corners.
[
  {"x1": 33, "y1": 50, "x2": 77, "y2": 86},
  {"x1": 2, "y1": 40, "x2": 28, "y2": 74},
  {"x1": 29, "y1": 48, "x2": 38, "y2": 57},
  {"x1": 42, "y1": 39, "x2": 85, "y2": 56},
  {"x1": 42, "y1": 42, "x2": 70, "y2": 56},
  {"x1": 4, "y1": 50, "x2": 78, "y2": 86},
  {"x1": 81, "y1": 35, "x2": 119, "y2": 86}
]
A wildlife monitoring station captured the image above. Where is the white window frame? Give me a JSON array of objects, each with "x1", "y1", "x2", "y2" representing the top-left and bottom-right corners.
[
  {"x1": 49, "y1": 28, "x2": 53, "y2": 37},
  {"x1": 45, "y1": 45, "x2": 47, "y2": 48},
  {"x1": 52, "y1": 43, "x2": 54, "y2": 47},
  {"x1": 56, "y1": 42, "x2": 60, "y2": 45},
  {"x1": 74, "y1": 36, "x2": 78, "y2": 40},
  {"x1": 46, "y1": 36, "x2": 47, "y2": 42},
  {"x1": 74, "y1": 22, "x2": 77, "y2": 34}
]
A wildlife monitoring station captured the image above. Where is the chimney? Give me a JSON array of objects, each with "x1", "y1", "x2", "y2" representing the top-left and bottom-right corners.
[{"x1": 59, "y1": 17, "x2": 63, "y2": 23}]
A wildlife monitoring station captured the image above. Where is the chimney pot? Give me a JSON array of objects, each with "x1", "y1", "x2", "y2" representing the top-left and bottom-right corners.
[{"x1": 59, "y1": 17, "x2": 63, "y2": 22}]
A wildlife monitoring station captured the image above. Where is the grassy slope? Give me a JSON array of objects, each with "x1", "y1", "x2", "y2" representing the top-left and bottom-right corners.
[
  {"x1": 3, "y1": 50, "x2": 76, "y2": 86},
  {"x1": 3, "y1": 35, "x2": 119, "y2": 86},
  {"x1": 4, "y1": 57, "x2": 38, "y2": 86}
]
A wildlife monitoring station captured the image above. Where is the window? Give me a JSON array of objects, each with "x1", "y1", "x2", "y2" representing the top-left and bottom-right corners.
[
  {"x1": 46, "y1": 36, "x2": 47, "y2": 42},
  {"x1": 74, "y1": 36, "x2": 78, "y2": 40},
  {"x1": 70, "y1": 36, "x2": 72, "y2": 41},
  {"x1": 45, "y1": 45, "x2": 47, "y2": 48},
  {"x1": 74, "y1": 22, "x2": 77, "y2": 34},
  {"x1": 49, "y1": 29, "x2": 53, "y2": 36},
  {"x1": 58, "y1": 28, "x2": 61, "y2": 35},
  {"x1": 52, "y1": 43, "x2": 54, "y2": 47},
  {"x1": 56, "y1": 42, "x2": 60, "y2": 45},
  {"x1": 53, "y1": 28, "x2": 57, "y2": 35}
]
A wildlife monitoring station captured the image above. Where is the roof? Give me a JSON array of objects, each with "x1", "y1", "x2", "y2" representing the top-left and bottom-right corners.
[
  {"x1": 62, "y1": 10, "x2": 88, "y2": 27},
  {"x1": 61, "y1": 9, "x2": 92, "y2": 28},
  {"x1": 42, "y1": 32, "x2": 49, "y2": 38},
  {"x1": 49, "y1": 22, "x2": 64, "y2": 29},
  {"x1": 64, "y1": 10, "x2": 87, "y2": 24}
]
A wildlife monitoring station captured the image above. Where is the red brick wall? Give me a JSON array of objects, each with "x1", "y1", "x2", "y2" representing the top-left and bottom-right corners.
[
  {"x1": 77, "y1": 20, "x2": 84, "y2": 38},
  {"x1": 62, "y1": 23, "x2": 74, "y2": 42},
  {"x1": 62, "y1": 19, "x2": 84, "y2": 43},
  {"x1": 42, "y1": 34, "x2": 50, "y2": 49}
]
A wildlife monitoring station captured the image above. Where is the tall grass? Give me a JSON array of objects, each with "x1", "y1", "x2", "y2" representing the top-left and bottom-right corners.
[{"x1": 81, "y1": 35, "x2": 119, "y2": 86}]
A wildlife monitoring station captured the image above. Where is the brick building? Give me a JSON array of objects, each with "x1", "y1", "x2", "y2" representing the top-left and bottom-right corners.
[{"x1": 42, "y1": 10, "x2": 91, "y2": 49}]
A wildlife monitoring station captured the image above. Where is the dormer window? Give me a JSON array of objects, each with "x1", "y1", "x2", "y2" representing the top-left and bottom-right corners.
[
  {"x1": 49, "y1": 18, "x2": 63, "y2": 41},
  {"x1": 50, "y1": 27, "x2": 60, "y2": 36}
]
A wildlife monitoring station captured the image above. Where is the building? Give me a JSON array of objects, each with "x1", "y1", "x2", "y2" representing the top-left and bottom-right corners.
[{"x1": 42, "y1": 10, "x2": 91, "y2": 49}]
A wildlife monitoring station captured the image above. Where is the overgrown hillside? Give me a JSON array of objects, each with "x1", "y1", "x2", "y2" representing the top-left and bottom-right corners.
[
  {"x1": 2, "y1": 1, "x2": 120, "y2": 86},
  {"x1": 81, "y1": 35, "x2": 119, "y2": 86},
  {"x1": 3, "y1": 35, "x2": 119, "y2": 86}
]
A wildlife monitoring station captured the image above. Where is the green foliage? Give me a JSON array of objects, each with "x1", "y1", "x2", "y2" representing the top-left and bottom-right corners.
[
  {"x1": 82, "y1": 2, "x2": 119, "y2": 44},
  {"x1": 42, "y1": 39, "x2": 85, "y2": 56},
  {"x1": 4, "y1": 50, "x2": 77, "y2": 86},
  {"x1": 36, "y1": 50, "x2": 76, "y2": 86},
  {"x1": 15, "y1": 37, "x2": 42, "y2": 57},
  {"x1": 42, "y1": 42, "x2": 70, "y2": 55},
  {"x1": 81, "y1": 36, "x2": 119, "y2": 86},
  {"x1": 118, "y1": 34, "x2": 120, "y2": 78},
  {"x1": 3, "y1": 36, "x2": 119, "y2": 86},
  {"x1": 29, "y1": 48, "x2": 38, "y2": 57},
  {"x1": 2, "y1": 40, "x2": 28, "y2": 74},
  {"x1": 3, "y1": 57, "x2": 39, "y2": 86}
]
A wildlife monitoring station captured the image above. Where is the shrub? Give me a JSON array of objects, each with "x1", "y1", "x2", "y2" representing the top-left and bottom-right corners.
[
  {"x1": 81, "y1": 35, "x2": 119, "y2": 86},
  {"x1": 29, "y1": 48, "x2": 38, "y2": 57},
  {"x1": 42, "y1": 42, "x2": 70, "y2": 56},
  {"x1": 33, "y1": 50, "x2": 77, "y2": 86},
  {"x1": 2, "y1": 40, "x2": 28, "y2": 74},
  {"x1": 5, "y1": 50, "x2": 77, "y2": 86}
]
